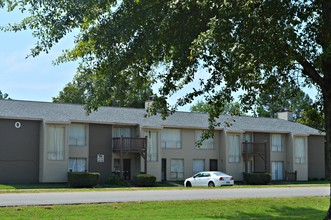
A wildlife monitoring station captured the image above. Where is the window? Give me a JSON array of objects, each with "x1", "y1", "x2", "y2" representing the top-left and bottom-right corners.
[
  {"x1": 192, "y1": 159, "x2": 205, "y2": 175},
  {"x1": 147, "y1": 131, "x2": 158, "y2": 162},
  {"x1": 228, "y1": 134, "x2": 241, "y2": 163},
  {"x1": 272, "y1": 161, "x2": 284, "y2": 180},
  {"x1": 271, "y1": 134, "x2": 285, "y2": 152},
  {"x1": 48, "y1": 125, "x2": 65, "y2": 160},
  {"x1": 161, "y1": 129, "x2": 181, "y2": 149},
  {"x1": 295, "y1": 137, "x2": 306, "y2": 164},
  {"x1": 170, "y1": 159, "x2": 184, "y2": 179},
  {"x1": 69, "y1": 124, "x2": 87, "y2": 146},
  {"x1": 113, "y1": 127, "x2": 131, "y2": 137},
  {"x1": 243, "y1": 133, "x2": 253, "y2": 142},
  {"x1": 195, "y1": 130, "x2": 214, "y2": 149},
  {"x1": 69, "y1": 158, "x2": 87, "y2": 172}
]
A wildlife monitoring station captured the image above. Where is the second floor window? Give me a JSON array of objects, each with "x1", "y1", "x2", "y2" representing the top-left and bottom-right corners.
[
  {"x1": 69, "y1": 124, "x2": 87, "y2": 146},
  {"x1": 48, "y1": 125, "x2": 65, "y2": 160},
  {"x1": 161, "y1": 129, "x2": 181, "y2": 149},
  {"x1": 228, "y1": 134, "x2": 241, "y2": 163},
  {"x1": 195, "y1": 130, "x2": 214, "y2": 149},
  {"x1": 147, "y1": 131, "x2": 158, "y2": 162},
  {"x1": 271, "y1": 134, "x2": 285, "y2": 152},
  {"x1": 113, "y1": 127, "x2": 131, "y2": 138}
]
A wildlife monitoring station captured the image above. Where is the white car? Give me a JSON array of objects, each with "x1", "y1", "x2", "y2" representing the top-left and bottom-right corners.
[{"x1": 184, "y1": 171, "x2": 234, "y2": 187}]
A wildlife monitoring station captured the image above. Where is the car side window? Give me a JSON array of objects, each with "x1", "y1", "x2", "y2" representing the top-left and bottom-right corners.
[{"x1": 203, "y1": 173, "x2": 211, "y2": 177}]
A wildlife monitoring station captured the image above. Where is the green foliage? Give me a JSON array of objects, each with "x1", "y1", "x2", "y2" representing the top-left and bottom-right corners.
[
  {"x1": 68, "y1": 172, "x2": 100, "y2": 188},
  {"x1": 53, "y1": 81, "x2": 86, "y2": 104},
  {"x1": 133, "y1": 174, "x2": 156, "y2": 187},
  {"x1": 243, "y1": 173, "x2": 272, "y2": 185},
  {"x1": 0, "y1": 90, "x2": 10, "y2": 100},
  {"x1": 190, "y1": 100, "x2": 245, "y2": 116},
  {"x1": 297, "y1": 106, "x2": 325, "y2": 131},
  {"x1": 108, "y1": 172, "x2": 128, "y2": 186}
]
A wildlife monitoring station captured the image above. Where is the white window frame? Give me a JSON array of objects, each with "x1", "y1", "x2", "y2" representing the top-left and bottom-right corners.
[
  {"x1": 69, "y1": 124, "x2": 88, "y2": 146},
  {"x1": 161, "y1": 129, "x2": 181, "y2": 149},
  {"x1": 271, "y1": 134, "x2": 285, "y2": 152},
  {"x1": 228, "y1": 134, "x2": 241, "y2": 163},
  {"x1": 195, "y1": 130, "x2": 214, "y2": 149},
  {"x1": 294, "y1": 137, "x2": 306, "y2": 164},
  {"x1": 47, "y1": 125, "x2": 65, "y2": 161},
  {"x1": 170, "y1": 159, "x2": 184, "y2": 179},
  {"x1": 147, "y1": 131, "x2": 158, "y2": 162},
  {"x1": 68, "y1": 158, "x2": 87, "y2": 172}
]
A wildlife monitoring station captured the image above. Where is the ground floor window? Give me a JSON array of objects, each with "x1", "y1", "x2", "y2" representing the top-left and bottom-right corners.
[
  {"x1": 192, "y1": 159, "x2": 205, "y2": 175},
  {"x1": 170, "y1": 159, "x2": 184, "y2": 179},
  {"x1": 68, "y1": 158, "x2": 87, "y2": 172}
]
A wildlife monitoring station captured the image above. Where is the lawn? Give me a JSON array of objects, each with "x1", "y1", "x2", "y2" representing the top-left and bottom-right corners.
[{"x1": 0, "y1": 196, "x2": 328, "y2": 219}]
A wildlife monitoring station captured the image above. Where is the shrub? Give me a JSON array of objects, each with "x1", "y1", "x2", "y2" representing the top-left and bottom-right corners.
[
  {"x1": 68, "y1": 172, "x2": 100, "y2": 188},
  {"x1": 134, "y1": 174, "x2": 156, "y2": 187},
  {"x1": 243, "y1": 172, "x2": 271, "y2": 185},
  {"x1": 109, "y1": 172, "x2": 128, "y2": 186}
]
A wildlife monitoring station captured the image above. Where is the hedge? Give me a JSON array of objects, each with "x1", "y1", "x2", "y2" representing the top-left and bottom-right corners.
[
  {"x1": 243, "y1": 172, "x2": 272, "y2": 185},
  {"x1": 133, "y1": 174, "x2": 156, "y2": 187},
  {"x1": 109, "y1": 172, "x2": 128, "y2": 186},
  {"x1": 68, "y1": 172, "x2": 100, "y2": 188}
]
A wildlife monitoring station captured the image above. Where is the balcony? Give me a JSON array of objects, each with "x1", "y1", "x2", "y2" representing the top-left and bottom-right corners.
[
  {"x1": 112, "y1": 137, "x2": 147, "y2": 153},
  {"x1": 242, "y1": 142, "x2": 266, "y2": 157},
  {"x1": 112, "y1": 137, "x2": 148, "y2": 177},
  {"x1": 242, "y1": 141, "x2": 267, "y2": 173}
]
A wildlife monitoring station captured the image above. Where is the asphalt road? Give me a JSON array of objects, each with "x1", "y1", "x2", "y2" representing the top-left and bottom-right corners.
[{"x1": 0, "y1": 187, "x2": 328, "y2": 207}]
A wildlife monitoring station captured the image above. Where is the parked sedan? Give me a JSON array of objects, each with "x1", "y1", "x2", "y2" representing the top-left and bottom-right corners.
[{"x1": 184, "y1": 171, "x2": 234, "y2": 187}]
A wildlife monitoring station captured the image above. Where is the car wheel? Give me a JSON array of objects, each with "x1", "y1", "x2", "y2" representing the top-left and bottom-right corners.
[
  {"x1": 208, "y1": 181, "x2": 215, "y2": 187},
  {"x1": 186, "y1": 181, "x2": 192, "y2": 187}
]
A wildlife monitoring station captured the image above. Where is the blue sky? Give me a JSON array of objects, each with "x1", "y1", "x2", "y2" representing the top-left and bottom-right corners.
[
  {"x1": 0, "y1": 9, "x2": 78, "y2": 102},
  {"x1": 0, "y1": 8, "x2": 318, "y2": 112}
]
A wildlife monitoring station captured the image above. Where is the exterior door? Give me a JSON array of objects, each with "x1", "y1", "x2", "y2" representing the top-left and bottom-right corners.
[
  {"x1": 161, "y1": 158, "x2": 166, "y2": 181},
  {"x1": 210, "y1": 159, "x2": 218, "y2": 171},
  {"x1": 123, "y1": 159, "x2": 131, "y2": 180},
  {"x1": 272, "y1": 161, "x2": 284, "y2": 180}
]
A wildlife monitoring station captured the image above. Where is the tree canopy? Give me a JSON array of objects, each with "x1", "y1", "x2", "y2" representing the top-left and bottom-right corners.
[
  {"x1": 190, "y1": 100, "x2": 245, "y2": 116},
  {"x1": 1, "y1": 1, "x2": 331, "y2": 217},
  {"x1": 53, "y1": 75, "x2": 153, "y2": 108},
  {"x1": 0, "y1": 90, "x2": 10, "y2": 100}
]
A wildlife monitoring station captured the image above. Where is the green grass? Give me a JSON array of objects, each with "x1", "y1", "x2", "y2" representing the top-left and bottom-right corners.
[{"x1": 0, "y1": 196, "x2": 328, "y2": 219}]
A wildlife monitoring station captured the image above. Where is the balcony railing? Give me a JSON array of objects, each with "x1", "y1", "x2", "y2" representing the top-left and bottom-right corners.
[
  {"x1": 242, "y1": 142, "x2": 266, "y2": 155},
  {"x1": 113, "y1": 137, "x2": 147, "y2": 152}
]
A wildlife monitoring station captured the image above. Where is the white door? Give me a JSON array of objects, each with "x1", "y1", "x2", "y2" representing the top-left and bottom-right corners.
[{"x1": 272, "y1": 161, "x2": 284, "y2": 180}]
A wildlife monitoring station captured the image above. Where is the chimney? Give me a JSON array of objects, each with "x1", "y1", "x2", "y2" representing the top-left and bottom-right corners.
[
  {"x1": 277, "y1": 111, "x2": 293, "y2": 121},
  {"x1": 145, "y1": 95, "x2": 155, "y2": 111}
]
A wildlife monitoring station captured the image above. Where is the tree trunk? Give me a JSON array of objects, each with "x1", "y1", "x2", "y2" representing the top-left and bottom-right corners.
[{"x1": 324, "y1": 92, "x2": 331, "y2": 220}]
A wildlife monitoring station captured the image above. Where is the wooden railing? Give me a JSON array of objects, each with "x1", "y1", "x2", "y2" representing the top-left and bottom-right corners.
[
  {"x1": 242, "y1": 142, "x2": 266, "y2": 155},
  {"x1": 113, "y1": 137, "x2": 147, "y2": 152}
]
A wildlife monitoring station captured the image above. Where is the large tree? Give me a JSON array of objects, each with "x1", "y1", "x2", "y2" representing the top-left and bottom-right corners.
[
  {"x1": 53, "y1": 75, "x2": 153, "y2": 108},
  {"x1": 191, "y1": 100, "x2": 245, "y2": 116},
  {"x1": 256, "y1": 82, "x2": 313, "y2": 119},
  {"x1": 1, "y1": 0, "x2": 331, "y2": 218}
]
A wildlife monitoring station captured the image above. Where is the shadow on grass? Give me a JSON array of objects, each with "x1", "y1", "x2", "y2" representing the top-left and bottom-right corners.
[{"x1": 207, "y1": 205, "x2": 326, "y2": 219}]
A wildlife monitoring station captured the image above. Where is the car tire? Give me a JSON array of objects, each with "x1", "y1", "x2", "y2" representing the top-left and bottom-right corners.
[
  {"x1": 208, "y1": 181, "x2": 215, "y2": 187},
  {"x1": 186, "y1": 181, "x2": 192, "y2": 187}
]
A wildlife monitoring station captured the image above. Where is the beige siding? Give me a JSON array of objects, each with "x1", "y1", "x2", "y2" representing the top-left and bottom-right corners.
[
  {"x1": 161, "y1": 128, "x2": 220, "y2": 180},
  {"x1": 40, "y1": 123, "x2": 69, "y2": 182}
]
